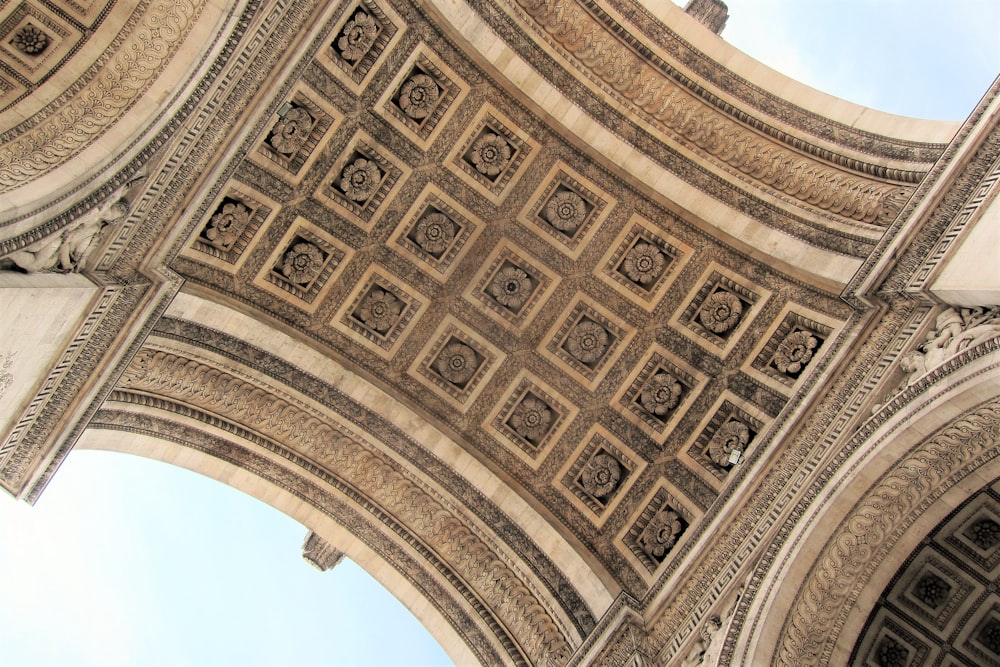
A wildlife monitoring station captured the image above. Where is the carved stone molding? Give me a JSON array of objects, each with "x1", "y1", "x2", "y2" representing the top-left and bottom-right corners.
[
  {"x1": 117, "y1": 346, "x2": 577, "y2": 666},
  {"x1": 777, "y1": 398, "x2": 1000, "y2": 666},
  {"x1": 505, "y1": 0, "x2": 914, "y2": 225},
  {"x1": 0, "y1": 0, "x2": 203, "y2": 192}
]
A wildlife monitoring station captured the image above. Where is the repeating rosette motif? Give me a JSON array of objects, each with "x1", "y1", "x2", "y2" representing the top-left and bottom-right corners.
[
  {"x1": 579, "y1": 452, "x2": 621, "y2": 498},
  {"x1": 339, "y1": 157, "x2": 382, "y2": 202},
  {"x1": 699, "y1": 291, "x2": 743, "y2": 334},
  {"x1": 489, "y1": 265, "x2": 532, "y2": 310},
  {"x1": 280, "y1": 242, "x2": 325, "y2": 285},
  {"x1": 435, "y1": 342, "x2": 479, "y2": 386},
  {"x1": 337, "y1": 12, "x2": 378, "y2": 61},
  {"x1": 621, "y1": 242, "x2": 665, "y2": 284},
  {"x1": 508, "y1": 396, "x2": 553, "y2": 442},
  {"x1": 544, "y1": 190, "x2": 586, "y2": 232},
  {"x1": 412, "y1": 212, "x2": 455, "y2": 256},
  {"x1": 269, "y1": 107, "x2": 315, "y2": 155},
  {"x1": 637, "y1": 508, "x2": 684, "y2": 560},
  {"x1": 707, "y1": 419, "x2": 750, "y2": 465},
  {"x1": 206, "y1": 202, "x2": 250, "y2": 249},
  {"x1": 639, "y1": 372, "x2": 682, "y2": 416},
  {"x1": 398, "y1": 74, "x2": 440, "y2": 119},
  {"x1": 565, "y1": 320, "x2": 609, "y2": 365},
  {"x1": 773, "y1": 330, "x2": 818, "y2": 374},
  {"x1": 356, "y1": 289, "x2": 402, "y2": 333},
  {"x1": 469, "y1": 133, "x2": 511, "y2": 177}
]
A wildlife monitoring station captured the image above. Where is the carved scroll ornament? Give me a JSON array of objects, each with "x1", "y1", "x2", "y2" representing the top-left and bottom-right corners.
[
  {"x1": 120, "y1": 348, "x2": 574, "y2": 666},
  {"x1": 510, "y1": 0, "x2": 909, "y2": 224},
  {"x1": 778, "y1": 400, "x2": 1000, "y2": 666}
]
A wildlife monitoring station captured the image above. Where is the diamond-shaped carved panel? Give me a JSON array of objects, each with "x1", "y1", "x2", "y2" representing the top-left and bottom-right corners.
[
  {"x1": 542, "y1": 297, "x2": 635, "y2": 390},
  {"x1": 0, "y1": 3, "x2": 79, "y2": 82},
  {"x1": 745, "y1": 305, "x2": 839, "y2": 394},
  {"x1": 522, "y1": 160, "x2": 616, "y2": 259},
  {"x1": 596, "y1": 214, "x2": 693, "y2": 306},
  {"x1": 333, "y1": 265, "x2": 427, "y2": 358},
  {"x1": 316, "y1": 0, "x2": 404, "y2": 93},
  {"x1": 463, "y1": 241, "x2": 557, "y2": 333},
  {"x1": 409, "y1": 316, "x2": 505, "y2": 411},
  {"x1": 183, "y1": 183, "x2": 278, "y2": 271},
  {"x1": 681, "y1": 392, "x2": 769, "y2": 488},
  {"x1": 486, "y1": 371, "x2": 578, "y2": 469},
  {"x1": 557, "y1": 426, "x2": 645, "y2": 527},
  {"x1": 376, "y1": 42, "x2": 467, "y2": 149},
  {"x1": 251, "y1": 216, "x2": 353, "y2": 313},
  {"x1": 620, "y1": 482, "x2": 696, "y2": 580},
  {"x1": 447, "y1": 104, "x2": 538, "y2": 203},
  {"x1": 615, "y1": 346, "x2": 706, "y2": 444}
]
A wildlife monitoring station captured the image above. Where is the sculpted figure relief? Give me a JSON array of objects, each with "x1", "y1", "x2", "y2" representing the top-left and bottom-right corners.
[
  {"x1": 1, "y1": 183, "x2": 133, "y2": 273},
  {"x1": 900, "y1": 306, "x2": 1000, "y2": 385}
]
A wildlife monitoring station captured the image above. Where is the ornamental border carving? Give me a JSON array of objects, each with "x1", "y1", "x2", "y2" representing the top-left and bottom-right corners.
[
  {"x1": 88, "y1": 410, "x2": 509, "y2": 667},
  {"x1": 117, "y1": 344, "x2": 578, "y2": 666},
  {"x1": 775, "y1": 394, "x2": 1000, "y2": 666},
  {"x1": 502, "y1": 0, "x2": 914, "y2": 224},
  {"x1": 0, "y1": 0, "x2": 203, "y2": 192}
]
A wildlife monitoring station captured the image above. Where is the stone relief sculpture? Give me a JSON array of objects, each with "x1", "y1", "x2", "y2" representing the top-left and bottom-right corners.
[
  {"x1": 0, "y1": 182, "x2": 135, "y2": 273},
  {"x1": 901, "y1": 306, "x2": 1000, "y2": 385}
]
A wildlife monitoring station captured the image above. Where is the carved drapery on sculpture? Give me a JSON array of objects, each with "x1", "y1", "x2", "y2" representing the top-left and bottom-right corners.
[
  {"x1": 0, "y1": 183, "x2": 134, "y2": 273},
  {"x1": 777, "y1": 399, "x2": 1000, "y2": 666},
  {"x1": 507, "y1": 0, "x2": 913, "y2": 225},
  {"x1": 900, "y1": 306, "x2": 1000, "y2": 385},
  {"x1": 117, "y1": 348, "x2": 576, "y2": 666}
]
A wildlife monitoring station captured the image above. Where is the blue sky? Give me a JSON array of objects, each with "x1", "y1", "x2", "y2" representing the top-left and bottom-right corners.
[{"x1": 1, "y1": 2, "x2": 997, "y2": 666}]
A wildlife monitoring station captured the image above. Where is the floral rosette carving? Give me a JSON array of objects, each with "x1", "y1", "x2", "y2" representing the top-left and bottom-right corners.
[
  {"x1": 639, "y1": 372, "x2": 682, "y2": 416},
  {"x1": 12, "y1": 24, "x2": 49, "y2": 55},
  {"x1": 544, "y1": 190, "x2": 587, "y2": 232},
  {"x1": 339, "y1": 157, "x2": 382, "y2": 202},
  {"x1": 707, "y1": 419, "x2": 750, "y2": 466},
  {"x1": 469, "y1": 133, "x2": 511, "y2": 177},
  {"x1": 490, "y1": 265, "x2": 532, "y2": 310},
  {"x1": 206, "y1": 202, "x2": 250, "y2": 249},
  {"x1": 508, "y1": 395, "x2": 553, "y2": 442},
  {"x1": 965, "y1": 518, "x2": 1000, "y2": 550},
  {"x1": 913, "y1": 574, "x2": 950, "y2": 609},
  {"x1": 621, "y1": 242, "x2": 665, "y2": 284},
  {"x1": 398, "y1": 74, "x2": 440, "y2": 120},
  {"x1": 337, "y1": 12, "x2": 378, "y2": 62},
  {"x1": 435, "y1": 342, "x2": 479, "y2": 386},
  {"x1": 356, "y1": 289, "x2": 402, "y2": 333},
  {"x1": 412, "y1": 212, "x2": 455, "y2": 256},
  {"x1": 269, "y1": 107, "x2": 315, "y2": 155},
  {"x1": 280, "y1": 242, "x2": 325, "y2": 285},
  {"x1": 637, "y1": 508, "x2": 684, "y2": 560},
  {"x1": 565, "y1": 319, "x2": 609, "y2": 365},
  {"x1": 773, "y1": 330, "x2": 819, "y2": 374},
  {"x1": 699, "y1": 291, "x2": 743, "y2": 334},
  {"x1": 579, "y1": 452, "x2": 621, "y2": 499}
]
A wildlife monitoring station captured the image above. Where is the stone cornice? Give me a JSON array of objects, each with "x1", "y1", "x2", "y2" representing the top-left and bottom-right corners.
[
  {"x1": 495, "y1": 0, "x2": 920, "y2": 225},
  {"x1": 115, "y1": 345, "x2": 579, "y2": 666}
]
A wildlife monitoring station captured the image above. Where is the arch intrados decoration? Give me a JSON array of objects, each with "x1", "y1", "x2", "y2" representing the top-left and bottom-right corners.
[
  {"x1": 83, "y1": 291, "x2": 615, "y2": 666},
  {"x1": 737, "y1": 345, "x2": 1000, "y2": 666}
]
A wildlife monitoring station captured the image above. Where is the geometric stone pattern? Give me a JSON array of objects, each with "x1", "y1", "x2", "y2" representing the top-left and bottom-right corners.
[
  {"x1": 852, "y1": 484, "x2": 1000, "y2": 667},
  {"x1": 162, "y1": 0, "x2": 851, "y2": 597}
]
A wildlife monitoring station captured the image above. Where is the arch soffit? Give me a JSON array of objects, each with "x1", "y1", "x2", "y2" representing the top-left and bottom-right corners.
[
  {"x1": 72, "y1": 428, "x2": 489, "y2": 667},
  {"x1": 99, "y1": 289, "x2": 617, "y2": 666},
  {"x1": 739, "y1": 344, "x2": 1000, "y2": 667}
]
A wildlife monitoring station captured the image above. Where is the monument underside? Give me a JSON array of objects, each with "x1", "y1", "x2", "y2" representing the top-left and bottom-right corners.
[{"x1": 1, "y1": 0, "x2": 999, "y2": 664}]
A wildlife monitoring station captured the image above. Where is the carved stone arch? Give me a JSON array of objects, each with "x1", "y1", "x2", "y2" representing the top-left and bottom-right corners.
[
  {"x1": 737, "y1": 343, "x2": 1000, "y2": 667},
  {"x1": 81, "y1": 291, "x2": 615, "y2": 666}
]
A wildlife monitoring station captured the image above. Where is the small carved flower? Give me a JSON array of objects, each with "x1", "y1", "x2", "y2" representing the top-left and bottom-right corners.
[
  {"x1": 435, "y1": 342, "x2": 479, "y2": 386},
  {"x1": 356, "y1": 289, "x2": 402, "y2": 333},
  {"x1": 489, "y1": 265, "x2": 532, "y2": 310},
  {"x1": 398, "y1": 74, "x2": 440, "y2": 120},
  {"x1": 469, "y1": 133, "x2": 511, "y2": 177},
  {"x1": 206, "y1": 202, "x2": 250, "y2": 249},
  {"x1": 621, "y1": 242, "x2": 665, "y2": 284},
  {"x1": 965, "y1": 518, "x2": 1000, "y2": 550},
  {"x1": 544, "y1": 190, "x2": 587, "y2": 232},
  {"x1": 269, "y1": 107, "x2": 315, "y2": 155},
  {"x1": 579, "y1": 452, "x2": 621, "y2": 499},
  {"x1": 412, "y1": 212, "x2": 456, "y2": 256},
  {"x1": 875, "y1": 637, "x2": 908, "y2": 667},
  {"x1": 337, "y1": 12, "x2": 378, "y2": 62},
  {"x1": 639, "y1": 372, "x2": 682, "y2": 417},
  {"x1": 773, "y1": 330, "x2": 818, "y2": 375},
  {"x1": 339, "y1": 157, "x2": 382, "y2": 202},
  {"x1": 637, "y1": 508, "x2": 684, "y2": 560},
  {"x1": 698, "y1": 291, "x2": 743, "y2": 334},
  {"x1": 912, "y1": 573, "x2": 951, "y2": 609},
  {"x1": 280, "y1": 242, "x2": 325, "y2": 285},
  {"x1": 11, "y1": 24, "x2": 49, "y2": 55},
  {"x1": 564, "y1": 319, "x2": 609, "y2": 365},
  {"x1": 508, "y1": 395, "x2": 553, "y2": 442},
  {"x1": 707, "y1": 419, "x2": 750, "y2": 466}
]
